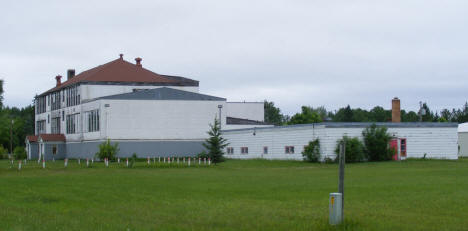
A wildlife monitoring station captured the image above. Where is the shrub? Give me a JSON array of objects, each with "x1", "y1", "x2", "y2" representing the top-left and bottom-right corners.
[
  {"x1": 130, "y1": 153, "x2": 137, "y2": 167},
  {"x1": 197, "y1": 151, "x2": 209, "y2": 159},
  {"x1": 302, "y1": 138, "x2": 321, "y2": 162},
  {"x1": 335, "y1": 136, "x2": 366, "y2": 163},
  {"x1": 14, "y1": 147, "x2": 27, "y2": 160},
  {"x1": 362, "y1": 124, "x2": 393, "y2": 161},
  {"x1": 0, "y1": 146, "x2": 8, "y2": 159},
  {"x1": 95, "y1": 139, "x2": 119, "y2": 161}
]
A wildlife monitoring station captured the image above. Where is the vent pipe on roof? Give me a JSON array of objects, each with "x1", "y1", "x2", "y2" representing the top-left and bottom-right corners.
[
  {"x1": 392, "y1": 97, "x2": 401, "y2": 123},
  {"x1": 67, "y1": 69, "x2": 75, "y2": 80},
  {"x1": 55, "y1": 75, "x2": 62, "y2": 87},
  {"x1": 135, "y1": 57, "x2": 142, "y2": 67},
  {"x1": 119, "y1": 54, "x2": 123, "y2": 60}
]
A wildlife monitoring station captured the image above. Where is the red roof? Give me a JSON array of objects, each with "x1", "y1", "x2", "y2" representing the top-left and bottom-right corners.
[
  {"x1": 26, "y1": 135, "x2": 38, "y2": 142},
  {"x1": 38, "y1": 134, "x2": 66, "y2": 142},
  {"x1": 40, "y1": 56, "x2": 197, "y2": 96}
]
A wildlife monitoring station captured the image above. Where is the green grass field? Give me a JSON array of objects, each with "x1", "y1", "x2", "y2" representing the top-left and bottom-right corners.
[{"x1": 1, "y1": 158, "x2": 467, "y2": 231}]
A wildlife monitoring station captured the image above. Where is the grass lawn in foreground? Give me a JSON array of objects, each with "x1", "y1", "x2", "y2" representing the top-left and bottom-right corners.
[{"x1": 0, "y1": 158, "x2": 467, "y2": 230}]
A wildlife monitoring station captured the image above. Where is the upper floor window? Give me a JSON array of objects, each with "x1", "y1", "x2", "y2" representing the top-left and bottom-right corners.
[
  {"x1": 36, "y1": 120, "x2": 46, "y2": 135},
  {"x1": 66, "y1": 85, "x2": 81, "y2": 107},
  {"x1": 285, "y1": 146, "x2": 295, "y2": 154},
  {"x1": 35, "y1": 97, "x2": 46, "y2": 114},
  {"x1": 84, "y1": 109, "x2": 100, "y2": 132},
  {"x1": 66, "y1": 113, "x2": 80, "y2": 134},
  {"x1": 51, "y1": 92, "x2": 61, "y2": 110},
  {"x1": 51, "y1": 117, "x2": 61, "y2": 134}
]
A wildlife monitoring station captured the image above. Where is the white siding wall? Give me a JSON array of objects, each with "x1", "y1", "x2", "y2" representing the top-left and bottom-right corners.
[
  {"x1": 101, "y1": 99, "x2": 226, "y2": 140},
  {"x1": 81, "y1": 85, "x2": 199, "y2": 101},
  {"x1": 226, "y1": 102, "x2": 264, "y2": 121},
  {"x1": 223, "y1": 125, "x2": 459, "y2": 160}
]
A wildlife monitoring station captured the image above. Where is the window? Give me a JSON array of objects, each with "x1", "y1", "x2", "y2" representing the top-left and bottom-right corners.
[
  {"x1": 84, "y1": 109, "x2": 100, "y2": 132},
  {"x1": 66, "y1": 85, "x2": 81, "y2": 107},
  {"x1": 35, "y1": 97, "x2": 47, "y2": 114},
  {"x1": 241, "y1": 147, "x2": 248, "y2": 154},
  {"x1": 226, "y1": 147, "x2": 234, "y2": 154},
  {"x1": 62, "y1": 111, "x2": 65, "y2": 121},
  {"x1": 47, "y1": 114, "x2": 50, "y2": 123},
  {"x1": 400, "y1": 138, "x2": 407, "y2": 157},
  {"x1": 263, "y1": 146, "x2": 268, "y2": 154},
  {"x1": 66, "y1": 113, "x2": 80, "y2": 134},
  {"x1": 285, "y1": 146, "x2": 295, "y2": 154},
  {"x1": 51, "y1": 117, "x2": 61, "y2": 133},
  {"x1": 36, "y1": 120, "x2": 46, "y2": 134},
  {"x1": 51, "y1": 92, "x2": 61, "y2": 110}
]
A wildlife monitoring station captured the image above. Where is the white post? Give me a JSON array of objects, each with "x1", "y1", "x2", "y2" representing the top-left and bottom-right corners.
[
  {"x1": 42, "y1": 159, "x2": 45, "y2": 169},
  {"x1": 86, "y1": 158, "x2": 89, "y2": 167},
  {"x1": 18, "y1": 160, "x2": 22, "y2": 170},
  {"x1": 126, "y1": 158, "x2": 129, "y2": 167},
  {"x1": 168, "y1": 157, "x2": 171, "y2": 164},
  {"x1": 105, "y1": 158, "x2": 109, "y2": 167},
  {"x1": 198, "y1": 158, "x2": 201, "y2": 165},
  {"x1": 78, "y1": 158, "x2": 81, "y2": 165},
  {"x1": 163, "y1": 157, "x2": 166, "y2": 163},
  {"x1": 208, "y1": 158, "x2": 211, "y2": 166},
  {"x1": 118, "y1": 158, "x2": 120, "y2": 164},
  {"x1": 147, "y1": 156, "x2": 150, "y2": 165},
  {"x1": 188, "y1": 157, "x2": 191, "y2": 166},
  {"x1": 204, "y1": 158, "x2": 206, "y2": 165},
  {"x1": 24, "y1": 159, "x2": 27, "y2": 165},
  {"x1": 65, "y1": 158, "x2": 68, "y2": 167},
  {"x1": 92, "y1": 158, "x2": 94, "y2": 164}
]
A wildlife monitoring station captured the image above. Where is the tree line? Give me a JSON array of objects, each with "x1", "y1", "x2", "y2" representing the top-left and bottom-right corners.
[
  {"x1": 264, "y1": 101, "x2": 468, "y2": 125},
  {"x1": 0, "y1": 80, "x2": 35, "y2": 155}
]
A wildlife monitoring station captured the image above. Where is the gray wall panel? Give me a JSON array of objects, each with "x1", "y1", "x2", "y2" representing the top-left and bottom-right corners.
[
  {"x1": 459, "y1": 133, "x2": 468, "y2": 157},
  {"x1": 28, "y1": 143, "x2": 39, "y2": 160},
  {"x1": 66, "y1": 140, "x2": 205, "y2": 159}
]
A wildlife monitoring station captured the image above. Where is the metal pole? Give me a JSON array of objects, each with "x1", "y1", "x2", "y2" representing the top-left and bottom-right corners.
[
  {"x1": 10, "y1": 119, "x2": 13, "y2": 156},
  {"x1": 218, "y1": 105, "x2": 223, "y2": 129},
  {"x1": 338, "y1": 141, "x2": 345, "y2": 219}
]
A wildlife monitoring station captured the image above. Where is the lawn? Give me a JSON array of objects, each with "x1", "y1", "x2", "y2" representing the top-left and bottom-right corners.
[{"x1": 1, "y1": 158, "x2": 467, "y2": 230}]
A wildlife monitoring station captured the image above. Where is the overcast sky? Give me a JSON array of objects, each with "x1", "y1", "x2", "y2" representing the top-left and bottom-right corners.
[{"x1": 1, "y1": 0, "x2": 467, "y2": 115}]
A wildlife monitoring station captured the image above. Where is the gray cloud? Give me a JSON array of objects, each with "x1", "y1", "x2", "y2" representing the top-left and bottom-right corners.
[{"x1": 1, "y1": 0, "x2": 467, "y2": 115}]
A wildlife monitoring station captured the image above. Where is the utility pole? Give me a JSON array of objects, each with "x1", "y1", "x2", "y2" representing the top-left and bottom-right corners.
[
  {"x1": 339, "y1": 142, "x2": 345, "y2": 217},
  {"x1": 218, "y1": 105, "x2": 223, "y2": 129},
  {"x1": 10, "y1": 119, "x2": 14, "y2": 156}
]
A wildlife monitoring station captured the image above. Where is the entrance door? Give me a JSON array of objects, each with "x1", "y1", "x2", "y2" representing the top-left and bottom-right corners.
[{"x1": 389, "y1": 139, "x2": 399, "y2": 160}]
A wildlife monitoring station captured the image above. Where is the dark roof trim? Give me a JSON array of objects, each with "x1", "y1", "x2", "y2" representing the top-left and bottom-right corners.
[
  {"x1": 226, "y1": 117, "x2": 270, "y2": 125},
  {"x1": 97, "y1": 87, "x2": 226, "y2": 101},
  {"x1": 222, "y1": 122, "x2": 459, "y2": 132}
]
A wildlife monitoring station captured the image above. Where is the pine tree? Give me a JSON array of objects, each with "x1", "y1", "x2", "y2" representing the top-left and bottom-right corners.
[{"x1": 203, "y1": 118, "x2": 229, "y2": 164}]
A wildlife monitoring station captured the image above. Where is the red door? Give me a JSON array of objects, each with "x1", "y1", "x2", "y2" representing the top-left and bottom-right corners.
[{"x1": 389, "y1": 139, "x2": 399, "y2": 160}]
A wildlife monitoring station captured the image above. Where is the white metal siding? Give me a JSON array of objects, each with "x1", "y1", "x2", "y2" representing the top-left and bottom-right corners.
[
  {"x1": 223, "y1": 125, "x2": 458, "y2": 160},
  {"x1": 226, "y1": 102, "x2": 264, "y2": 122}
]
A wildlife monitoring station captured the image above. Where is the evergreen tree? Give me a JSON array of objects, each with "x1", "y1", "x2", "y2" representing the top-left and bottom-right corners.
[{"x1": 203, "y1": 118, "x2": 229, "y2": 164}]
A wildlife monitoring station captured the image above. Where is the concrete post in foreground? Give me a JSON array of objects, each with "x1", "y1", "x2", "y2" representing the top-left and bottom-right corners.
[{"x1": 329, "y1": 193, "x2": 343, "y2": 225}]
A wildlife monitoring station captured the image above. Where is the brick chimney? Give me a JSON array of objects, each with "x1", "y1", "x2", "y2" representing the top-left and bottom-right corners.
[
  {"x1": 67, "y1": 69, "x2": 75, "y2": 80},
  {"x1": 392, "y1": 97, "x2": 401, "y2": 123},
  {"x1": 55, "y1": 75, "x2": 62, "y2": 87},
  {"x1": 135, "y1": 57, "x2": 142, "y2": 67}
]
